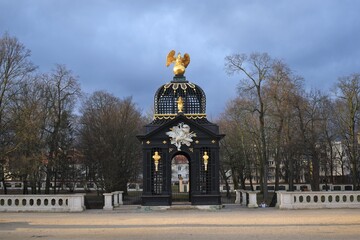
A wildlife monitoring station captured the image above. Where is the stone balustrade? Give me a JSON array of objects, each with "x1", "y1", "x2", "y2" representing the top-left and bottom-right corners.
[
  {"x1": 0, "y1": 194, "x2": 85, "y2": 212},
  {"x1": 103, "y1": 191, "x2": 124, "y2": 210},
  {"x1": 276, "y1": 191, "x2": 360, "y2": 209},
  {"x1": 235, "y1": 190, "x2": 258, "y2": 208}
]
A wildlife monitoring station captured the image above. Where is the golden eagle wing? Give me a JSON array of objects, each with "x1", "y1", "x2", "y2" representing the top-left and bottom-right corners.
[
  {"x1": 166, "y1": 50, "x2": 176, "y2": 67},
  {"x1": 182, "y1": 53, "x2": 190, "y2": 68}
]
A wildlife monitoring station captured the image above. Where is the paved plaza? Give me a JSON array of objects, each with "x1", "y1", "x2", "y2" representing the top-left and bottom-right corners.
[{"x1": 1, "y1": 205, "x2": 360, "y2": 240}]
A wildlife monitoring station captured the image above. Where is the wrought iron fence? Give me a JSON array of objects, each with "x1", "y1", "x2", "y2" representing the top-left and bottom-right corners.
[
  {"x1": 123, "y1": 191, "x2": 142, "y2": 205},
  {"x1": 122, "y1": 191, "x2": 236, "y2": 205},
  {"x1": 83, "y1": 191, "x2": 235, "y2": 208},
  {"x1": 221, "y1": 192, "x2": 236, "y2": 204},
  {"x1": 172, "y1": 192, "x2": 190, "y2": 202}
]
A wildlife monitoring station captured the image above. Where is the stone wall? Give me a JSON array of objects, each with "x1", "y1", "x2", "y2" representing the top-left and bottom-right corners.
[
  {"x1": 0, "y1": 194, "x2": 85, "y2": 212},
  {"x1": 276, "y1": 191, "x2": 360, "y2": 209}
]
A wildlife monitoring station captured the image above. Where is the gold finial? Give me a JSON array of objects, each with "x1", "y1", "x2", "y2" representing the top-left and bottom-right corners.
[
  {"x1": 203, "y1": 151, "x2": 209, "y2": 171},
  {"x1": 152, "y1": 151, "x2": 161, "y2": 172},
  {"x1": 166, "y1": 50, "x2": 190, "y2": 76},
  {"x1": 177, "y1": 96, "x2": 184, "y2": 113}
]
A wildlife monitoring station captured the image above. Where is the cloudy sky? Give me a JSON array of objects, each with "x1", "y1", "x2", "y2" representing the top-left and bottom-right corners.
[{"x1": 1, "y1": 0, "x2": 359, "y2": 118}]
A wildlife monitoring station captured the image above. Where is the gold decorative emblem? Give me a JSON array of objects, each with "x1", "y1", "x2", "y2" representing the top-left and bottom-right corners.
[
  {"x1": 163, "y1": 140, "x2": 167, "y2": 144},
  {"x1": 203, "y1": 151, "x2": 209, "y2": 171},
  {"x1": 152, "y1": 151, "x2": 161, "y2": 172},
  {"x1": 146, "y1": 141, "x2": 151, "y2": 144},
  {"x1": 195, "y1": 140, "x2": 199, "y2": 144},
  {"x1": 166, "y1": 122, "x2": 197, "y2": 151},
  {"x1": 154, "y1": 113, "x2": 206, "y2": 120},
  {"x1": 166, "y1": 50, "x2": 190, "y2": 76},
  {"x1": 177, "y1": 97, "x2": 184, "y2": 113},
  {"x1": 211, "y1": 140, "x2": 216, "y2": 144}
]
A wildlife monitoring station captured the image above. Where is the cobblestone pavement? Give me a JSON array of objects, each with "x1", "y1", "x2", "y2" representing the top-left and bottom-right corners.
[{"x1": 1, "y1": 205, "x2": 360, "y2": 240}]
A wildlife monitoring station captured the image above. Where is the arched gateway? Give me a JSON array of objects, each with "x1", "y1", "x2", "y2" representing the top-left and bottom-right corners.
[{"x1": 137, "y1": 51, "x2": 224, "y2": 206}]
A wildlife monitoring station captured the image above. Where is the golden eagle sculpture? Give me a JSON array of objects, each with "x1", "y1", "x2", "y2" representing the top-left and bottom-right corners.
[{"x1": 166, "y1": 50, "x2": 190, "y2": 76}]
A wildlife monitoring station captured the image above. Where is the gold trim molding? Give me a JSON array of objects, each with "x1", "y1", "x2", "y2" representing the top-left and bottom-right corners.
[{"x1": 154, "y1": 113, "x2": 206, "y2": 120}]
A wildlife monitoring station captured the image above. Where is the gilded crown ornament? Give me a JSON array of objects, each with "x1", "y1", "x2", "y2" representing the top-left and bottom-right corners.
[{"x1": 166, "y1": 50, "x2": 190, "y2": 76}]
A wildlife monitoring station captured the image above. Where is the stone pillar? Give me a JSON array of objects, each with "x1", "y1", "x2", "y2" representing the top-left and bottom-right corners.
[
  {"x1": 235, "y1": 190, "x2": 240, "y2": 204},
  {"x1": 103, "y1": 193, "x2": 113, "y2": 211},
  {"x1": 68, "y1": 194, "x2": 86, "y2": 212},
  {"x1": 247, "y1": 192, "x2": 258, "y2": 208},
  {"x1": 112, "y1": 191, "x2": 119, "y2": 207},
  {"x1": 118, "y1": 191, "x2": 124, "y2": 205},
  {"x1": 241, "y1": 190, "x2": 247, "y2": 206},
  {"x1": 179, "y1": 177, "x2": 184, "y2": 193}
]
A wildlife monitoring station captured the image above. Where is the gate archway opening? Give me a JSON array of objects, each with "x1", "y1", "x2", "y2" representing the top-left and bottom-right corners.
[{"x1": 171, "y1": 154, "x2": 190, "y2": 203}]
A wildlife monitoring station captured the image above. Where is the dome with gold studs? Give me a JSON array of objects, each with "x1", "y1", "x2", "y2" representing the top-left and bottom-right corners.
[{"x1": 154, "y1": 76, "x2": 206, "y2": 120}]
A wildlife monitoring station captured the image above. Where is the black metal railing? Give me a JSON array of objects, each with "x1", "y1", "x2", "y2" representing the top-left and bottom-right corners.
[{"x1": 123, "y1": 191, "x2": 142, "y2": 205}]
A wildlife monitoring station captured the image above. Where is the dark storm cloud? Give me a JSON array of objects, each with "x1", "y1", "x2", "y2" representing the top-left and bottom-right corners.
[{"x1": 1, "y1": 0, "x2": 359, "y2": 116}]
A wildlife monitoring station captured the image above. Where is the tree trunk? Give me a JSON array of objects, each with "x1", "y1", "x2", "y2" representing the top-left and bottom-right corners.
[
  {"x1": 249, "y1": 175, "x2": 254, "y2": 191},
  {"x1": 288, "y1": 156, "x2": 294, "y2": 191},
  {"x1": 275, "y1": 161, "x2": 280, "y2": 191},
  {"x1": 274, "y1": 122, "x2": 283, "y2": 191},
  {"x1": 30, "y1": 180, "x2": 36, "y2": 194},
  {"x1": 37, "y1": 181, "x2": 41, "y2": 194},
  {"x1": 311, "y1": 152, "x2": 320, "y2": 191},
  {"x1": 53, "y1": 170, "x2": 57, "y2": 194},
  {"x1": 224, "y1": 176, "x2": 231, "y2": 198},
  {"x1": 22, "y1": 179, "x2": 28, "y2": 194},
  {"x1": 240, "y1": 174, "x2": 246, "y2": 190},
  {"x1": 232, "y1": 167, "x2": 239, "y2": 190},
  {"x1": 45, "y1": 170, "x2": 51, "y2": 194},
  {"x1": 2, "y1": 178, "x2": 7, "y2": 194},
  {"x1": 259, "y1": 111, "x2": 268, "y2": 200}
]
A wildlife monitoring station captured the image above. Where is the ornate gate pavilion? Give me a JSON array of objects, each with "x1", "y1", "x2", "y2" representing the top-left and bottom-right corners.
[{"x1": 137, "y1": 50, "x2": 224, "y2": 206}]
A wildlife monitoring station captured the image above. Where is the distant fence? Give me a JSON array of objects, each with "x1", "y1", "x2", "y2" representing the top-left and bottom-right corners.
[
  {"x1": 0, "y1": 181, "x2": 145, "y2": 193},
  {"x1": 0, "y1": 194, "x2": 85, "y2": 212},
  {"x1": 0, "y1": 181, "x2": 99, "y2": 191},
  {"x1": 276, "y1": 191, "x2": 360, "y2": 209},
  {"x1": 2, "y1": 181, "x2": 354, "y2": 193}
]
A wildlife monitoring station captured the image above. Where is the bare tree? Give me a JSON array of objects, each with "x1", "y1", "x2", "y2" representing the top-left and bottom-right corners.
[
  {"x1": 225, "y1": 52, "x2": 272, "y2": 200},
  {"x1": 0, "y1": 33, "x2": 36, "y2": 193},
  {"x1": 317, "y1": 95, "x2": 337, "y2": 188},
  {"x1": 334, "y1": 74, "x2": 360, "y2": 190},
  {"x1": 42, "y1": 64, "x2": 81, "y2": 194},
  {"x1": 265, "y1": 60, "x2": 303, "y2": 191},
  {"x1": 219, "y1": 98, "x2": 248, "y2": 192},
  {"x1": 7, "y1": 76, "x2": 47, "y2": 194},
  {"x1": 79, "y1": 91, "x2": 143, "y2": 193}
]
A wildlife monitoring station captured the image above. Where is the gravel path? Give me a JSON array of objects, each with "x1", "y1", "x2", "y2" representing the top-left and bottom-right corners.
[{"x1": 1, "y1": 206, "x2": 360, "y2": 240}]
